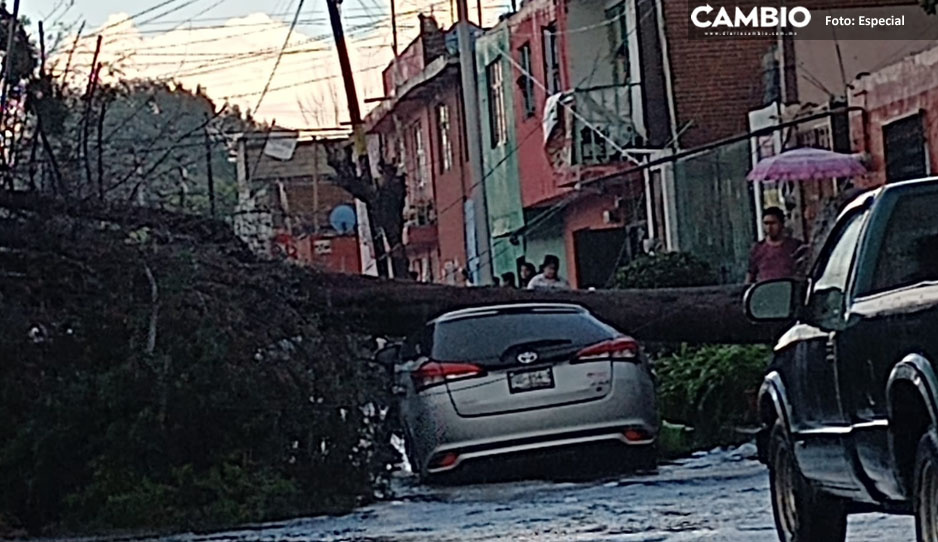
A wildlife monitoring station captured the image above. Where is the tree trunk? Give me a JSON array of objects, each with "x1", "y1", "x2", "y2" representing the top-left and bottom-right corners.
[
  {"x1": 312, "y1": 272, "x2": 782, "y2": 344},
  {"x1": 0, "y1": 192, "x2": 782, "y2": 345},
  {"x1": 326, "y1": 145, "x2": 408, "y2": 279}
]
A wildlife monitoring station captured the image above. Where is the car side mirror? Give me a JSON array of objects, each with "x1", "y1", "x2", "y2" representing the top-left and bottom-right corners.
[
  {"x1": 744, "y1": 279, "x2": 800, "y2": 322},
  {"x1": 374, "y1": 343, "x2": 402, "y2": 368}
]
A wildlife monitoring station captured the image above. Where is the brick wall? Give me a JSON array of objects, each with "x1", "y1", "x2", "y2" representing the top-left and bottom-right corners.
[{"x1": 662, "y1": 0, "x2": 776, "y2": 148}]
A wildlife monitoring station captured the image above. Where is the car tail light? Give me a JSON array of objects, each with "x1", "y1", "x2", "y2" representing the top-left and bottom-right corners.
[
  {"x1": 623, "y1": 428, "x2": 651, "y2": 442},
  {"x1": 428, "y1": 452, "x2": 460, "y2": 470},
  {"x1": 411, "y1": 361, "x2": 484, "y2": 391},
  {"x1": 576, "y1": 338, "x2": 639, "y2": 361}
]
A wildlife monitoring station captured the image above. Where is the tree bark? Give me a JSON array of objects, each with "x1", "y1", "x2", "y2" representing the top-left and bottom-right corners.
[{"x1": 314, "y1": 274, "x2": 782, "y2": 344}]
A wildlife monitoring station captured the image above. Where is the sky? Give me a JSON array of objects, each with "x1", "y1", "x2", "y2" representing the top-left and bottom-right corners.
[{"x1": 23, "y1": 0, "x2": 511, "y2": 129}]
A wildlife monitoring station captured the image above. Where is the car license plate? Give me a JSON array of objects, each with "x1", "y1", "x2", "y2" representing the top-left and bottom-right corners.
[{"x1": 508, "y1": 367, "x2": 554, "y2": 393}]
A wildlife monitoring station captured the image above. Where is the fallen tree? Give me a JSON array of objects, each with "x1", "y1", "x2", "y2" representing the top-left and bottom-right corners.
[
  {"x1": 318, "y1": 276, "x2": 780, "y2": 343},
  {"x1": 0, "y1": 191, "x2": 782, "y2": 344}
]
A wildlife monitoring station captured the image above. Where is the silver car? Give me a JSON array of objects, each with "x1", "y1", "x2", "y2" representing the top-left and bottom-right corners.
[{"x1": 375, "y1": 303, "x2": 659, "y2": 481}]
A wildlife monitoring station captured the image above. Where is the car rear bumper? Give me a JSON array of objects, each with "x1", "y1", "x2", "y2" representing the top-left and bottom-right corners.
[{"x1": 425, "y1": 422, "x2": 657, "y2": 474}]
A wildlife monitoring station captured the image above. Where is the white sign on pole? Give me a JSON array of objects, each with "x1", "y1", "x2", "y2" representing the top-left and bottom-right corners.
[{"x1": 263, "y1": 131, "x2": 299, "y2": 161}]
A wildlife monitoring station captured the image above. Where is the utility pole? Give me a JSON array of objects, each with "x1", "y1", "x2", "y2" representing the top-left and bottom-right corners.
[
  {"x1": 328, "y1": 0, "x2": 395, "y2": 278},
  {"x1": 456, "y1": 0, "x2": 493, "y2": 284},
  {"x1": 204, "y1": 117, "x2": 215, "y2": 217},
  {"x1": 390, "y1": 0, "x2": 399, "y2": 56},
  {"x1": 326, "y1": 0, "x2": 366, "y2": 161}
]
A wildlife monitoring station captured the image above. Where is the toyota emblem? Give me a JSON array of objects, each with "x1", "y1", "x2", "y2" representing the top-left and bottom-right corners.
[{"x1": 517, "y1": 351, "x2": 539, "y2": 364}]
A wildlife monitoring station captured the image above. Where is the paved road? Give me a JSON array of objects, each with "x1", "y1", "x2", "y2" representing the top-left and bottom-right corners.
[{"x1": 155, "y1": 444, "x2": 914, "y2": 542}]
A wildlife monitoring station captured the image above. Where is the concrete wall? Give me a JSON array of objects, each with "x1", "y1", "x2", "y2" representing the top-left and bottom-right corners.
[
  {"x1": 793, "y1": 5, "x2": 938, "y2": 106},
  {"x1": 566, "y1": 0, "x2": 616, "y2": 89}
]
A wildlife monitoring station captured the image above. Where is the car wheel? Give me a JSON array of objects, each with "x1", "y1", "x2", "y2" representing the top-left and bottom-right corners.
[
  {"x1": 914, "y1": 428, "x2": 938, "y2": 542},
  {"x1": 768, "y1": 421, "x2": 847, "y2": 542}
]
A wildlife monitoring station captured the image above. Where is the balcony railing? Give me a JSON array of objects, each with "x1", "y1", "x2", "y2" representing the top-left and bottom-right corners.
[{"x1": 571, "y1": 84, "x2": 640, "y2": 166}]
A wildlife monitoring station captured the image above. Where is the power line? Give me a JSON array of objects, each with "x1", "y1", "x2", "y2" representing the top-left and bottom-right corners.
[
  {"x1": 257, "y1": 0, "x2": 303, "y2": 113},
  {"x1": 80, "y1": 0, "x2": 189, "y2": 40}
]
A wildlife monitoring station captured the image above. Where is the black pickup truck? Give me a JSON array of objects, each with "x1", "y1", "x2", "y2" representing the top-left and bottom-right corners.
[{"x1": 745, "y1": 177, "x2": 938, "y2": 542}]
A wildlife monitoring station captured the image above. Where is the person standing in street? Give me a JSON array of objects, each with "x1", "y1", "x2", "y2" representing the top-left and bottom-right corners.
[
  {"x1": 527, "y1": 255, "x2": 572, "y2": 290},
  {"x1": 746, "y1": 207, "x2": 804, "y2": 284},
  {"x1": 519, "y1": 262, "x2": 537, "y2": 288},
  {"x1": 501, "y1": 272, "x2": 517, "y2": 288}
]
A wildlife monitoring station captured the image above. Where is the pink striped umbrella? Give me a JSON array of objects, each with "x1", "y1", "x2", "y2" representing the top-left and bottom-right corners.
[{"x1": 748, "y1": 147, "x2": 867, "y2": 182}]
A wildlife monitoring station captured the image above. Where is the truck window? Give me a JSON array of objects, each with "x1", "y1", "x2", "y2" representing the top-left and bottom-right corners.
[
  {"x1": 867, "y1": 191, "x2": 938, "y2": 294},
  {"x1": 812, "y1": 210, "x2": 867, "y2": 294}
]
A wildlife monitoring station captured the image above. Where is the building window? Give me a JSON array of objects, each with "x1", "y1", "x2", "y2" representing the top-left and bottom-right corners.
[
  {"x1": 605, "y1": 3, "x2": 630, "y2": 86},
  {"x1": 437, "y1": 103, "x2": 453, "y2": 172},
  {"x1": 518, "y1": 42, "x2": 535, "y2": 118},
  {"x1": 412, "y1": 124, "x2": 428, "y2": 198},
  {"x1": 542, "y1": 23, "x2": 561, "y2": 95},
  {"x1": 883, "y1": 112, "x2": 927, "y2": 183},
  {"x1": 487, "y1": 59, "x2": 508, "y2": 147}
]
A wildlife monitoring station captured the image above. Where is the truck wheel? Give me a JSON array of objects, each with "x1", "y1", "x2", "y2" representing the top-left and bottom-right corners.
[
  {"x1": 914, "y1": 428, "x2": 938, "y2": 542},
  {"x1": 768, "y1": 421, "x2": 847, "y2": 542}
]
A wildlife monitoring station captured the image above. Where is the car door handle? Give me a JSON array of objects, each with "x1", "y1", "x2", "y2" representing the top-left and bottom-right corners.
[{"x1": 391, "y1": 385, "x2": 407, "y2": 396}]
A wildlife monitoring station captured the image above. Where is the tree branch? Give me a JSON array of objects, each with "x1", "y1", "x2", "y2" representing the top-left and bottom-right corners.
[{"x1": 143, "y1": 261, "x2": 159, "y2": 355}]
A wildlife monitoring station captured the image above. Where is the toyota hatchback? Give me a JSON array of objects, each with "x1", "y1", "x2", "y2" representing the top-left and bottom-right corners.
[{"x1": 375, "y1": 303, "x2": 659, "y2": 481}]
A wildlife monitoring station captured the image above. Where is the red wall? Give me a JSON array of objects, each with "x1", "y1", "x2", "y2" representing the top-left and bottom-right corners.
[
  {"x1": 429, "y1": 87, "x2": 471, "y2": 282},
  {"x1": 508, "y1": 0, "x2": 569, "y2": 208},
  {"x1": 849, "y1": 45, "x2": 938, "y2": 188},
  {"x1": 306, "y1": 235, "x2": 362, "y2": 274}
]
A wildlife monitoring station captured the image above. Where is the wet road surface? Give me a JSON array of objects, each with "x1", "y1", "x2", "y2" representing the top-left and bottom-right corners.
[{"x1": 153, "y1": 444, "x2": 914, "y2": 542}]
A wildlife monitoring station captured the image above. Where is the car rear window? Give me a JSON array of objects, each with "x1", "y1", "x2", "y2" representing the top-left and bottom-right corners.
[{"x1": 431, "y1": 310, "x2": 617, "y2": 363}]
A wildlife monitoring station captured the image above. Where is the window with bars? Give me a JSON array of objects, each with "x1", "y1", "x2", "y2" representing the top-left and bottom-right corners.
[
  {"x1": 412, "y1": 124, "x2": 428, "y2": 197},
  {"x1": 518, "y1": 42, "x2": 536, "y2": 118},
  {"x1": 437, "y1": 103, "x2": 453, "y2": 172},
  {"x1": 487, "y1": 59, "x2": 508, "y2": 148},
  {"x1": 542, "y1": 23, "x2": 561, "y2": 95}
]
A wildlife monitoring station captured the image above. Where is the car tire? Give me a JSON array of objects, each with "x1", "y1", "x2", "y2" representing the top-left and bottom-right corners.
[
  {"x1": 633, "y1": 443, "x2": 658, "y2": 472},
  {"x1": 768, "y1": 421, "x2": 847, "y2": 542},
  {"x1": 914, "y1": 428, "x2": 938, "y2": 542}
]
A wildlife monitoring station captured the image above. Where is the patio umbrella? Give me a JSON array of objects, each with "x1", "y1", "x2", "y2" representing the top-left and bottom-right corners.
[{"x1": 747, "y1": 147, "x2": 867, "y2": 182}]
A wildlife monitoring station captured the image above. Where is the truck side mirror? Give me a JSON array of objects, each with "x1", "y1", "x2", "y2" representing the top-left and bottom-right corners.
[
  {"x1": 744, "y1": 279, "x2": 799, "y2": 322},
  {"x1": 805, "y1": 286, "x2": 847, "y2": 332}
]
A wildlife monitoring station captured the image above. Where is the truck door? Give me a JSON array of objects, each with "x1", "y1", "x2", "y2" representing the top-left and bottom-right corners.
[
  {"x1": 792, "y1": 206, "x2": 869, "y2": 492},
  {"x1": 845, "y1": 185, "x2": 938, "y2": 500}
]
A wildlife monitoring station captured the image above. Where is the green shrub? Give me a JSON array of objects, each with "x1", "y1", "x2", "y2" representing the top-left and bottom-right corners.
[
  {"x1": 0, "y1": 219, "x2": 398, "y2": 536},
  {"x1": 614, "y1": 251, "x2": 717, "y2": 289},
  {"x1": 654, "y1": 344, "x2": 771, "y2": 449}
]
